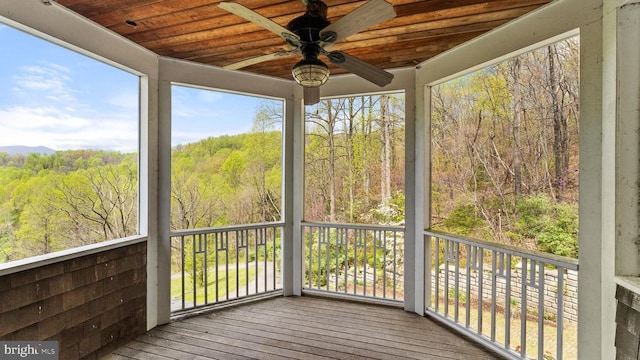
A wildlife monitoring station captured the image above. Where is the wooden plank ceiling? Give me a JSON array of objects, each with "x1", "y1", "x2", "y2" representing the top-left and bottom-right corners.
[{"x1": 56, "y1": 0, "x2": 552, "y2": 80}]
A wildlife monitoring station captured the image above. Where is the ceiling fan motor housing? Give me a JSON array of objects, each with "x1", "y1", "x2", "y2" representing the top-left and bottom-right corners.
[
  {"x1": 287, "y1": 14, "x2": 329, "y2": 44},
  {"x1": 287, "y1": 9, "x2": 331, "y2": 87}
]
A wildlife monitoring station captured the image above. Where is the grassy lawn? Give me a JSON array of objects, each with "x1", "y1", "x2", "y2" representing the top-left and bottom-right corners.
[
  {"x1": 171, "y1": 266, "x2": 257, "y2": 306},
  {"x1": 435, "y1": 298, "x2": 577, "y2": 360}
]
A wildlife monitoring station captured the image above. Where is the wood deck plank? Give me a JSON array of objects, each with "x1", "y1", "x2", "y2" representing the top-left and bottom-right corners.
[
  {"x1": 133, "y1": 332, "x2": 252, "y2": 360},
  {"x1": 210, "y1": 308, "x2": 478, "y2": 358},
  {"x1": 170, "y1": 320, "x2": 372, "y2": 360},
  {"x1": 192, "y1": 314, "x2": 473, "y2": 360},
  {"x1": 236, "y1": 304, "x2": 488, "y2": 355},
  {"x1": 139, "y1": 329, "x2": 261, "y2": 360},
  {"x1": 112, "y1": 345, "x2": 175, "y2": 360},
  {"x1": 185, "y1": 316, "x2": 409, "y2": 360},
  {"x1": 153, "y1": 326, "x2": 304, "y2": 360},
  {"x1": 109, "y1": 295, "x2": 502, "y2": 360}
]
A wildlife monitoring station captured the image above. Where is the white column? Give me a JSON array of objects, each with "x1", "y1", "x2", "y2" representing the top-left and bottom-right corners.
[
  {"x1": 577, "y1": 16, "x2": 608, "y2": 360},
  {"x1": 404, "y1": 72, "x2": 424, "y2": 314},
  {"x1": 614, "y1": 0, "x2": 640, "y2": 276},
  {"x1": 282, "y1": 87, "x2": 304, "y2": 296},
  {"x1": 153, "y1": 79, "x2": 173, "y2": 325},
  {"x1": 577, "y1": 3, "x2": 640, "y2": 358},
  {"x1": 421, "y1": 82, "x2": 432, "y2": 314},
  {"x1": 141, "y1": 75, "x2": 158, "y2": 329},
  {"x1": 292, "y1": 87, "x2": 305, "y2": 296}
]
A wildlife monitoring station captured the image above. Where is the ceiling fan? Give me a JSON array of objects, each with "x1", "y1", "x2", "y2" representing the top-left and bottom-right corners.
[{"x1": 218, "y1": 0, "x2": 396, "y2": 105}]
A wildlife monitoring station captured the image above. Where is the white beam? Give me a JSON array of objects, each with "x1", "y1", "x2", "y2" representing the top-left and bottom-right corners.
[
  {"x1": 318, "y1": 67, "x2": 415, "y2": 98},
  {"x1": 159, "y1": 57, "x2": 293, "y2": 100}
]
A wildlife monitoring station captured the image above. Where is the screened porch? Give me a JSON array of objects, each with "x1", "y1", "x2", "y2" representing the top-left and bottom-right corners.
[{"x1": 0, "y1": 1, "x2": 637, "y2": 360}]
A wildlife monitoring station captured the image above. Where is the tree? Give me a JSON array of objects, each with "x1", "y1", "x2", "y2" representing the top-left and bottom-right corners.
[
  {"x1": 379, "y1": 95, "x2": 392, "y2": 207},
  {"x1": 55, "y1": 162, "x2": 137, "y2": 244},
  {"x1": 12, "y1": 175, "x2": 67, "y2": 257},
  {"x1": 548, "y1": 43, "x2": 570, "y2": 193},
  {"x1": 304, "y1": 93, "x2": 405, "y2": 224},
  {"x1": 306, "y1": 99, "x2": 341, "y2": 222},
  {"x1": 430, "y1": 36, "x2": 580, "y2": 256}
]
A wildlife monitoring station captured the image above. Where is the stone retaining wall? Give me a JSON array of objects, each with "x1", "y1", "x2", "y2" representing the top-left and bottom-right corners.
[{"x1": 434, "y1": 265, "x2": 578, "y2": 323}]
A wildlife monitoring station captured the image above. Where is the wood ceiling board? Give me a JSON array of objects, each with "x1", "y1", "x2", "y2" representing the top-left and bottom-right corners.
[
  {"x1": 180, "y1": 6, "x2": 535, "y2": 67},
  {"x1": 54, "y1": 0, "x2": 553, "y2": 80}
]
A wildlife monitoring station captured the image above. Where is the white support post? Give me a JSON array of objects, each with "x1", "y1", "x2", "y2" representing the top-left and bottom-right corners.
[
  {"x1": 404, "y1": 72, "x2": 424, "y2": 315},
  {"x1": 614, "y1": 0, "x2": 640, "y2": 277},
  {"x1": 422, "y1": 83, "x2": 432, "y2": 313},
  {"x1": 154, "y1": 79, "x2": 172, "y2": 326},
  {"x1": 141, "y1": 75, "x2": 161, "y2": 329},
  {"x1": 577, "y1": 0, "x2": 630, "y2": 358},
  {"x1": 282, "y1": 95, "x2": 294, "y2": 296},
  {"x1": 292, "y1": 86, "x2": 305, "y2": 295},
  {"x1": 282, "y1": 87, "x2": 304, "y2": 296}
]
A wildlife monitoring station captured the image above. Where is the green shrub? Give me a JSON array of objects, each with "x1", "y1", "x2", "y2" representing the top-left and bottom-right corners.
[
  {"x1": 514, "y1": 195, "x2": 578, "y2": 258},
  {"x1": 442, "y1": 204, "x2": 484, "y2": 235}
]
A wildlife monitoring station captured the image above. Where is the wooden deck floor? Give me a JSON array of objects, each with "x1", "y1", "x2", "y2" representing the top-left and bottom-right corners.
[{"x1": 108, "y1": 295, "x2": 502, "y2": 360}]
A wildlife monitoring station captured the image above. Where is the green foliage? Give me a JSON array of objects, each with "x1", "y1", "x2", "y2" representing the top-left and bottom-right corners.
[
  {"x1": 305, "y1": 229, "x2": 393, "y2": 290},
  {"x1": 431, "y1": 37, "x2": 580, "y2": 257},
  {"x1": 170, "y1": 128, "x2": 283, "y2": 229},
  {"x1": 304, "y1": 94, "x2": 406, "y2": 224},
  {"x1": 0, "y1": 148, "x2": 138, "y2": 263},
  {"x1": 220, "y1": 152, "x2": 245, "y2": 187},
  {"x1": 442, "y1": 204, "x2": 484, "y2": 235},
  {"x1": 514, "y1": 195, "x2": 578, "y2": 258}
]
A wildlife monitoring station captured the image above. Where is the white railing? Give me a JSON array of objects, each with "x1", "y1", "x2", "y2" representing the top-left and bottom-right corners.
[
  {"x1": 425, "y1": 230, "x2": 579, "y2": 360},
  {"x1": 171, "y1": 223, "x2": 283, "y2": 312},
  {"x1": 302, "y1": 222, "x2": 404, "y2": 303}
]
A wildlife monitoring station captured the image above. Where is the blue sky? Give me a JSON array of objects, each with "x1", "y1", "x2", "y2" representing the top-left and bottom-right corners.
[{"x1": 0, "y1": 23, "x2": 278, "y2": 153}]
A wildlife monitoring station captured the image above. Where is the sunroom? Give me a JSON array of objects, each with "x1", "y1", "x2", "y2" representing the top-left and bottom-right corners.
[{"x1": 0, "y1": 0, "x2": 637, "y2": 359}]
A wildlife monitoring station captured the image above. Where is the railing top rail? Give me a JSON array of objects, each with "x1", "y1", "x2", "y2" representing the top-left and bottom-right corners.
[
  {"x1": 171, "y1": 222, "x2": 285, "y2": 237},
  {"x1": 302, "y1": 221, "x2": 404, "y2": 232},
  {"x1": 425, "y1": 229, "x2": 579, "y2": 270}
]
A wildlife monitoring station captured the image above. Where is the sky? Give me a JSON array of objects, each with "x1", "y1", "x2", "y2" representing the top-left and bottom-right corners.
[{"x1": 0, "y1": 23, "x2": 280, "y2": 153}]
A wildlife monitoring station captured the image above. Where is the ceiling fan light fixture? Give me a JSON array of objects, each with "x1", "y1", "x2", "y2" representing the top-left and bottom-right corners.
[{"x1": 292, "y1": 57, "x2": 329, "y2": 87}]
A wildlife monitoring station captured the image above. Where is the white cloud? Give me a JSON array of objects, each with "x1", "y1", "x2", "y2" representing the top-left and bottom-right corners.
[
  {"x1": 13, "y1": 63, "x2": 76, "y2": 103},
  {"x1": 2, "y1": 61, "x2": 140, "y2": 152},
  {"x1": 0, "y1": 106, "x2": 89, "y2": 129},
  {"x1": 0, "y1": 106, "x2": 137, "y2": 152},
  {"x1": 105, "y1": 91, "x2": 139, "y2": 112},
  {"x1": 1, "y1": 29, "x2": 142, "y2": 153},
  {"x1": 196, "y1": 90, "x2": 223, "y2": 103}
]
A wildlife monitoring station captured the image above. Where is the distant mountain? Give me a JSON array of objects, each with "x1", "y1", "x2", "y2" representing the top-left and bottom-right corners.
[{"x1": 0, "y1": 146, "x2": 56, "y2": 155}]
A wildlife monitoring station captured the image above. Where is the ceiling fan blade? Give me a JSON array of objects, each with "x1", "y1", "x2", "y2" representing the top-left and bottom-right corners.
[
  {"x1": 219, "y1": 2, "x2": 300, "y2": 41},
  {"x1": 224, "y1": 50, "x2": 298, "y2": 70},
  {"x1": 304, "y1": 86, "x2": 320, "y2": 106},
  {"x1": 320, "y1": 0, "x2": 395, "y2": 44},
  {"x1": 327, "y1": 51, "x2": 393, "y2": 87}
]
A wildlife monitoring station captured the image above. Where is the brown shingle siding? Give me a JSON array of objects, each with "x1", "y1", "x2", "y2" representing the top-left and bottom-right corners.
[
  {"x1": 616, "y1": 285, "x2": 640, "y2": 359},
  {"x1": 0, "y1": 241, "x2": 146, "y2": 359}
]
